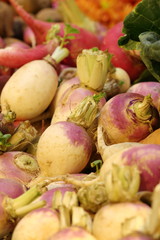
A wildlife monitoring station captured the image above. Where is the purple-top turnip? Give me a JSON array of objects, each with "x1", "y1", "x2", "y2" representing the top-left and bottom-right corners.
[
  {"x1": 0, "y1": 151, "x2": 40, "y2": 185},
  {"x1": 98, "y1": 92, "x2": 160, "y2": 144},
  {"x1": 0, "y1": 178, "x2": 26, "y2": 198},
  {"x1": 48, "y1": 226, "x2": 97, "y2": 240},
  {"x1": 36, "y1": 121, "x2": 93, "y2": 177},
  {"x1": 127, "y1": 82, "x2": 160, "y2": 112},
  {"x1": 100, "y1": 144, "x2": 160, "y2": 191}
]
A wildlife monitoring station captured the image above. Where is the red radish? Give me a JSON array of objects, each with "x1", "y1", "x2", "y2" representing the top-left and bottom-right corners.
[
  {"x1": 0, "y1": 41, "x2": 57, "y2": 68},
  {"x1": 0, "y1": 75, "x2": 10, "y2": 93},
  {"x1": 0, "y1": 178, "x2": 26, "y2": 198},
  {"x1": 23, "y1": 26, "x2": 36, "y2": 47},
  {"x1": 11, "y1": 208, "x2": 60, "y2": 240},
  {"x1": 92, "y1": 202, "x2": 151, "y2": 240},
  {"x1": 0, "y1": 151, "x2": 40, "y2": 185},
  {"x1": 49, "y1": 226, "x2": 97, "y2": 240},
  {"x1": 101, "y1": 22, "x2": 146, "y2": 81},
  {"x1": 8, "y1": 0, "x2": 101, "y2": 66},
  {"x1": 36, "y1": 121, "x2": 93, "y2": 177},
  {"x1": 0, "y1": 37, "x2": 5, "y2": 48},
  {"x1": 98, "y1": 92, "x2": 160, "y2": 144},
  {"x1": 100, "y1": 144, "x2": 160, "y2": 191},
  {"x1": 127, "y1": 82, "x2": 160, "y2": 112}
]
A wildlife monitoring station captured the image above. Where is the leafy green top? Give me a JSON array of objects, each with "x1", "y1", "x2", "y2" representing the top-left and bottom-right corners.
[{"x1": 118, "y1": 0, "x2": 160, "y2": 81}]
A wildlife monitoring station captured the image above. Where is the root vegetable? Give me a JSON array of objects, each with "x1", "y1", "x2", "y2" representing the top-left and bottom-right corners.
[
  {"x1": 98, "y1": 92, "x2": 160, "y2": 144},
  {"x1": 8, "y1": 0, "x2": 101, "y2": 66},
  {"x1": 127, "y1": 82, "x2": 160, "y2": 112},
  {"x1": 140, "y1": 128, "x2": 160, "y2": 144},
  {"x1": 0, "y1": 151, "x2": 40, "y2": 185},
  {"x1": 11, "y1": 208, "x2": 60, "y2": 240},
  {"x1": 0, "y1": 178, "x2": 26, "y2": 198},
  {"x1": 0, "y1": 59, "x2": 58, "y2": 120},
  {"x1": 49, "y1": 226, "x2": 97, "y2": 240},
  {"x1": 100, "y1": 144, "x2": 160, "y2": 191},
  {"x1": 0, "y1": 41, "x2": 57, "y2": 68},
  {"x1": 36, "y1": 121, "x2": 93, "y2": 177},
  {"x1": 100, "y1": 22, "x2": 146, "y2": 81},
  {"x1": 92, "y1": 202, "x2": 151, "y2": 240}
]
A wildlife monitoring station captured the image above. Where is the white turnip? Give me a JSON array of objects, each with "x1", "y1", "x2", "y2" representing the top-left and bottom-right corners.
[
  {"x1": 92, "y1": 202, "x2": 151, "y2": 240},
  {"x1": 11, "y1": 208, "x2": 60, "y2": 240},
  {"x1": 36, "y1": 121, "x2": 93, "y2": 177},
  {"x1": 0, "y1": 59, "x2": 58, "y2": 120},
  {"x1": 49, "y1": 226, "x2": 97, "y2": 240}
]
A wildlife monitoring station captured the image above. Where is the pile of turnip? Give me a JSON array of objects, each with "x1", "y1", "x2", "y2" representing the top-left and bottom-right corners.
[{"x1": 1, "y1": 0, "x2": 160, "y2": 239}]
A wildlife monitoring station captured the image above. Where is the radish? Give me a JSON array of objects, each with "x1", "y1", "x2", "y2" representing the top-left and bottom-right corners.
[
  {"x1": 98, "y1": 92, "x2": 160, "y2": 144},
  {"x1": 100, "y1": 144, "x2": 160, "y2": 191},
  {"x1": 92, "y1": 202, "x2": 151, "y2": 240},
  {"x1": 0, "y1": 151, "x2": 40, "y2": 185},
  {"x1": 11, "y1": 208, "x2": 60, "y2": 240},
  {"x1": 127, "y1": 82, "x2": 160, "y2": 112},
  {"x1": 49, "y1": 226, "x2": 97, "y2": 240},
  {"x1": 36, "y1": 121, "x2": 93, "y2": 177},
  {"x1": 8, "y1": 0, "x2": 101, "y2": 67},
  {"x1": 0, "y1": 178, "x2": 26, "y2": 198},
  {"x1": 101, "y1": 22, "x2": 146, "y2": 81},
  {"x1": 0, "y1": 41, "x2": 58, "y2": 68},
  {"x1": 0, "y1": 59, "x2": 58, "y2": 120},
  {"x1": 23, "y1": 26, "x2": 36, "y2": 47}
]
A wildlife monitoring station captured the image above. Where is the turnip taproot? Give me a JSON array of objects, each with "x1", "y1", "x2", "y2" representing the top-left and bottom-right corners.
[
  {"x1": 100, "y1": 144, "x2": 160, "y2": 191},
  {"x1": 127, "y1": 82, "x2": 160, "y2": 112},
  {"x1": 8, "y1": 0, "x2": 101, "y2": 67},
  {"x1": 98, "y1": 92, "x2": 160, "y2": 144},
  {"x1": 36, "y1": 121, "x2": 93, "y2": 177},
  {"x1": 0, "y1": 178, "x2": 26, "y2": 198},
  {"x1": 11, "y1": 208, "x2": 60, "y2": 240},
  {"x1": 49, "y1": 226, "x2": 97, "y2": 240},
  {"x1": 0, "y1": 151, "x2": 40, "y2": 185},
  {"x1": 0, "y1": 59, "x2": 58, "y2": 120},
  {"x1": 92, "y1": 202, "x2": 151, "y2": 240}
]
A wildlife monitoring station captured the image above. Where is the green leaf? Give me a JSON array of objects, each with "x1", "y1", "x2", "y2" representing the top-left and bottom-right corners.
[{"x1": 64, "y1": 23, "x2": 79, "y2": 35}]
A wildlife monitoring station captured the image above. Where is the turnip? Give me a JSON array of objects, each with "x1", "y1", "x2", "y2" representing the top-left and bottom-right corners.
[
  {"x1": 100, "y1": 144, "x2": 160, "y2": 191},
  {"x1": 0, "y1": 178, "x2": 26, "y2": 198},
  {"x1": 51, "y1": 85, "x2": 106, "y2": 124},
  {"x1": 0, "y1": 59, "x2": 58, "y2": 120},
  {"x1": 92, "y1": 202, "x2": 151, "y2": 240},
  {"x1": 36, "y1": 121, "x2": 93, "y2": 177},
  {"x1": 127, "y1": 82, "x2": 160, "y2": 112},
  {"x1": 11, "y1": 208, "x2": 60, "y2": 240},
  {"x1": 0, "y1": 184, "x2": 46, "y2": 238},
  {"x1": 119, "y1": 233, "x2": 154, "y2": 240},
  {"x1": 0, "y1": 151, "x2": 40, "y2": 185},
  {"x1": 98, "y1": 92, "x2": 160, "y2": 144},
  {"x1": 100, "y1": 21, "x2": 146, "y2": 81},
  {"x1": 48, "y1": 226, "x2": 97, "y2": 240},
  {"x1": 8, "y1": 0, "x2": 101, "y2": 67}
]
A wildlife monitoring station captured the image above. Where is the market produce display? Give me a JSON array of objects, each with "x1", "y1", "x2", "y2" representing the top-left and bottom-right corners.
[{"x1": 1, "y1": 0, "x2": 160, "y2": 239}]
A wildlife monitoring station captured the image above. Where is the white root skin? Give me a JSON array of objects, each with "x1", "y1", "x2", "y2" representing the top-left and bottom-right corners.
[
  {"x1": 0, "y1": 60, "x2": 58, "y2": 120},
  {"x1": 111, "y1": 67, "x2": 131, "y2": 93}
]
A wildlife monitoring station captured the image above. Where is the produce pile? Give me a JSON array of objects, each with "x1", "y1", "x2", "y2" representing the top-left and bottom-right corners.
[{"x1": 1, "y1": 0, "x2": 160, "y2": 239}]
